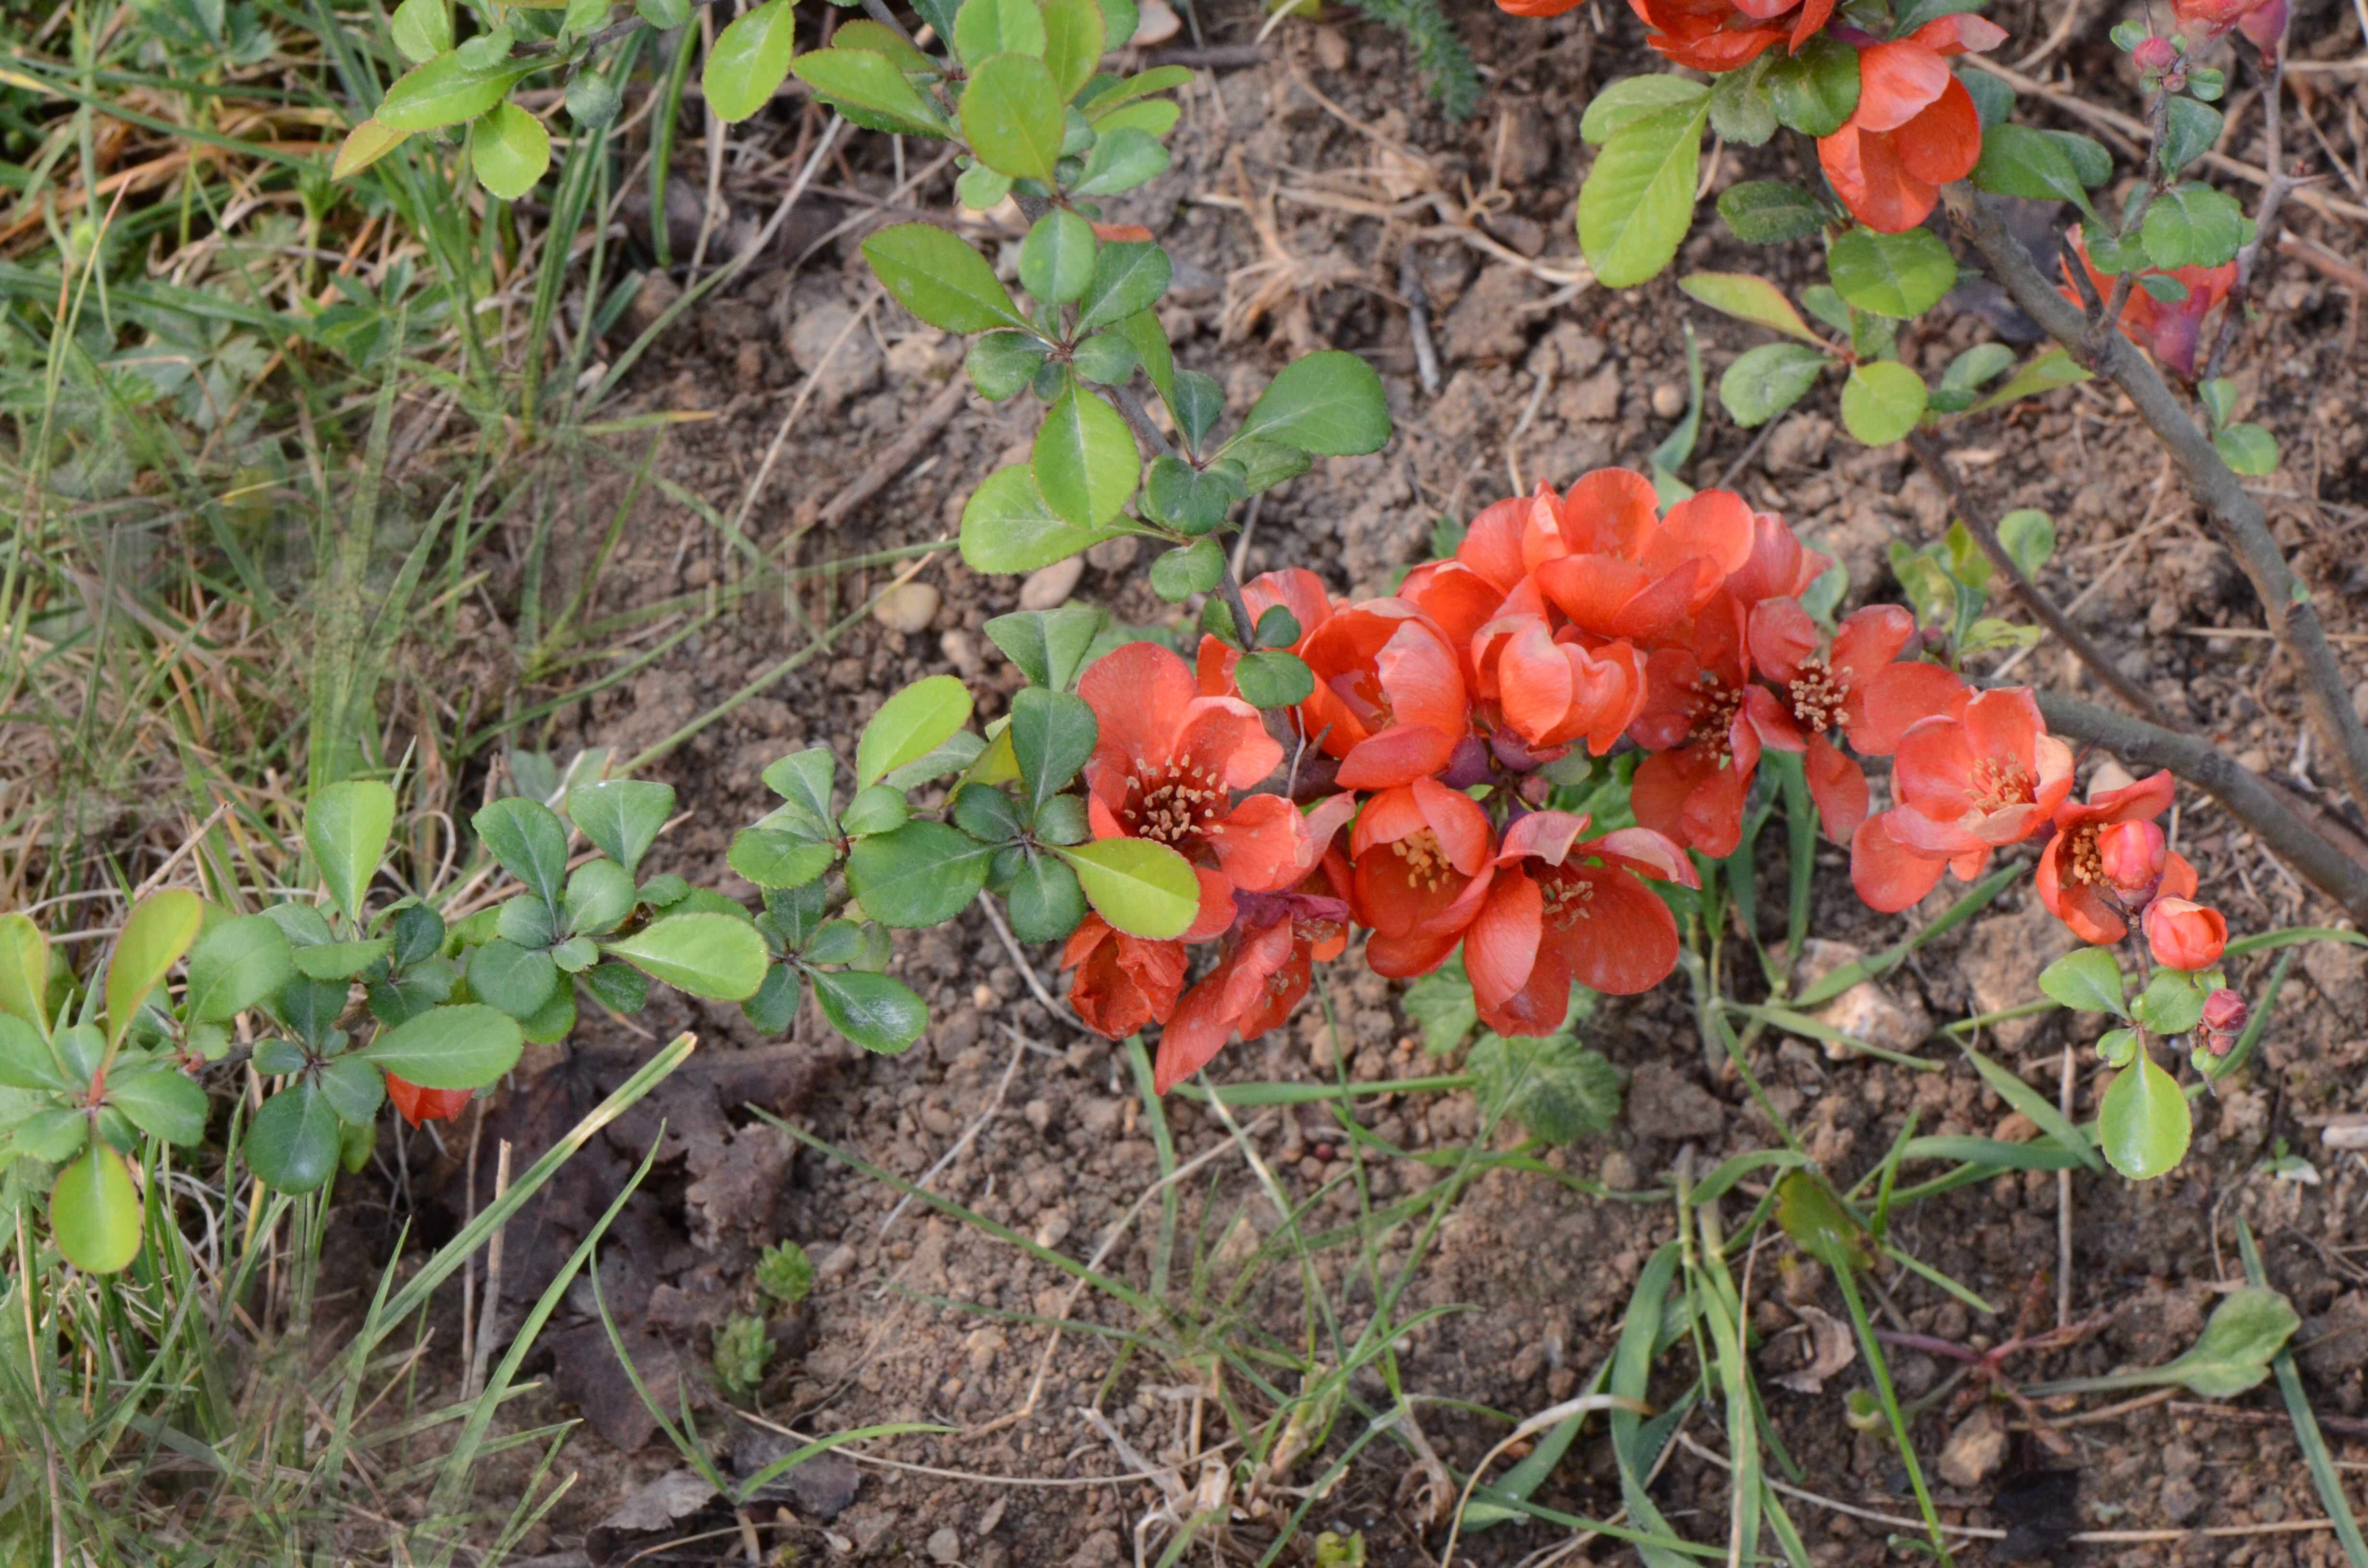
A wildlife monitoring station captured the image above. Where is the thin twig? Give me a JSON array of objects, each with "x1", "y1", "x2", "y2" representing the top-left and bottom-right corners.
[
  {"x1": 975, "y1": 892, "x2": 1088, "y2": 1032},
  {"x1": 875, "y1": 1032, "x2": 1027, "y2": 1241},
  {"x1": 2203, "y1": 42, "x2": 2294, "y2": 385}
]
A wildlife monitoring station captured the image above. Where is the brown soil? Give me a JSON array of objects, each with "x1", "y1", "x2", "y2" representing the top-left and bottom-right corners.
[{"x1": 356, "y1": 0, "x2": 2368, "y2": 1561}]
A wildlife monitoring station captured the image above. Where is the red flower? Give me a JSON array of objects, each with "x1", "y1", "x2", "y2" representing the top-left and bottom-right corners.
[
  {"x1": 1532, "y1": 475, "x2": 1757, "y2": 642},
  {"x1": 1629, "y1": 601, "x2": 1794, "y2": 858},
  {"x1": 1849, "y1": 687, "x2": 2073, "y2": 911},
  {"x1": 1153, "y1": 851, "x2": 1352, "y2": 1092},
  {"x1": 2059, "y1": 227, "x2": 2237, "y2": 380},
  {"x1": 2144, "y1": 896, "x2": 2227, "y2": 971},
  {"x1": 1816, "y1": 16, "x2": 2005, "y2": 233},
  {"x1": 1473, "y1": 613, "x2": 1646, "y2": 756},
  {"x1": 1463, "y1": 811, "x2": 1697, "y2": 1034},
  {"x1": 2173, "y1": 0, "x2": 2285, "y2": 53},
  {"x1": 2033, "y1": 769, "x2": 2178, "y2": 943},
  {"x1": 1626, "y1": 0, "x2": 1835, "y2": 72},
  {"x1": 1746, "y1": 600, "x2": 1970, "y2": 843},
  {"x1": 1297, "y1": 599, "x2": 1471, "y2": 790},
  {"x1": 387, "y1": 1073, "x2": 472, "y2": 1128},
  {"x1": 1081, "y1": 640, "x2": 1299, "y2": 936},
  {"x1": 2096, "y1": 819, "x2": 2168, "y2": 895},
  {"x1": 1062, "y1": 915, "x2": 1187, "y2": 1039},
  {"x1": 1350, "y1": 777, "x2": 1497, "y2": 978}
]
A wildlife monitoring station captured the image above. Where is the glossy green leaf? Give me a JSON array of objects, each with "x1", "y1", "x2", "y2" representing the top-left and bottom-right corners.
[
  {"x1": 357, "y1": 1002, "x2": 526, "y2": 1089},
  {"x1": 1679, "y1": 272, "x2": 1822, "y2": 342},
  {"x1": 1577, "y1": 98, "x2": 1708, "y2": 288},
  {"x1": 760, "y1": 747, "x2": 837, "y2": 832},
  {"x1": 883, "y1": 732, "x2": 990, "y2": 790},
  {"x1": 1075, "y1": 241, "x2": 1171, "y2": 333},
  {"x1": 2133, "y1": 968, "x2": 2208, "y2": 1035},
  {"x1": 1764, "y1": 36, "x2": 1859, "y2": 137},
  {"x1": 584, "y1": 959, "x2": 649, "y2": 1016},
  {"x1": 1010, "y1": 688, "x2": 1097, "y2": 817},
  {"x1": 968, "y1": 331, "x2": 1052, "y2": 400},
  {"x1": 1827, "y1": 225, "x2": 1957, "y2": 319},
  {"x1": 305, "y1": 780, "x2": 396, "y2": 929},
  {"x1": 1716, "y1": 180, "x2": 1827, "y2": 245},
  {"x1": 2215, "y1": 423, "x2": 2278, "y2": 476},
  {"x1": 863, "y1": 223, "x2": 1029, "y2": 334},
  {"x1": 51, "y1": 1146, "x2": 145, "y2": 1272},
  {"x1": 1148, "y1": 537, "x2": 1223, "y2": 601},
  {"x1": 845, "y1": 821, "x2": 998, "y2": 926},
  {"x1": 2142, "y1": 182, "x2": 2248, "y2": 270},
  {"x1": 962, "y1": 53, "x2": 1064, "y2": 181},
  {"x1": 246, "y1": 1080, "x2": 342, "y2": 1193},
  {"x1": 1113, "y1": 310, "x2": 1175, "y2": 408},
  {"x1": 954, "y1": 0, "x2": 1045, "y2": 64},
  {"x1": 1058, "y1": 837, "x2": 1196, "y2": 938},
  {"x1": 1577, "y1": 74, "x2": 1708, "y2": 145},
  {"x1": 0, "y1": 914, "x2": 48, "y2": 1032},
  {"x1": 839, "y1": 784, "x2": 910, "y2": 838},
  {"x1": 1039, "y1": 0, "x2": 1104, "y2": 96},
  {"x1": 791, "y1": 47, "x2": 948, "y2": 135},
  {"x1": 1719, "y1": 342, "x2": 1827, "y2": 428},
  {"x1": 377, "y1": 44, "x2": 538, "y2": 133},
  {"x1": 108, "y1": 1064, "x2": 209, "y2": 1146},
  {"x1": 474, "y1": 797, "x2": 570, "y2": 909},
  {"x1": 1004, "y1": 855, "x2": 1087, "y2": 941},
  {"x1": 858, "y1": 675, "x2": 976, "y2": 789},
  {"x1": 562, "y1": 859, "x2": 637, "y2": 937},
  {"x1": 1034, "y1": 384, "x2": 1138, "y2": 527},
  {"x1": 390, "y1": 0, "x2": 453, "y2": 62},
  {"x1": 1233, "y1": 650, "x2": 1314, "y2": 709},
  {"x1": 565, "y1": 780, "x2": 674, "y2": 878},
  {"x1": 2098, "y1": 1051, "x2": 2191, "y2": 1180},
  {"x1": 809, "y1": 968, "x2": 927, "y2": 1054},
  {"x1": 1019, "y1": 209, "x2": 1097, "y2": 304},
  {"x1": 1970, "y1": 122, "x2": 2097, "y2": 214},
  {"x1": 984, "y1": 606, "x2": 1106, "y2": 690},
  {"x1": 958, "y1": 464, "x2": 1132, "y2": 573},
  {"x1": 1996, "y1": 508, "x2": 2055, "y2": 577},
  {"x1": 183, "y1": 915, "x2": 295, "y2": 1025},
  {"x1": 602, "y1": 913, "x2": 770, "y2": 1000},
  {"x1": 2037, "y1": 944, "x2": 2127, "y2": 1017},
  {"x1": 469, "y1": 938, "x2": 559, "y2": 1017},
  {"x1": 107, "y1": 889, "x2": 202, "y2": 1050},
  {"x1": 470, "y1": 102, "x2": 550, "y2": 200},
  {"x1": 1072, "y1": 126, "x2": 1170, "y2": 196},
  {"x1": 1231, "y1": 350, "x2": 1390, "y2": 455},
  {"x1": 1837, "y1": 360, "x2": 1926, "y2": 446},
  {"x1": 741, "y1": 963, "x2": 799, "y2": 1033},
  {"x1": 704, "y1": 0, "x2": 797, "y2": 121}
]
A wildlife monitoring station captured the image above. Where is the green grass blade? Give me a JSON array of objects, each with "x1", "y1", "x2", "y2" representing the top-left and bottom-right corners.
[{"x1": 2235, "y1": 1216, "x2": 2368, "y2": 1568}]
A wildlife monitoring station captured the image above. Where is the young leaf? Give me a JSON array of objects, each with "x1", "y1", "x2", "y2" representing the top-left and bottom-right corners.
[
  {"x1": 2214, "y1": 424, "x2": 2278, "y2": 476},
  {"x1": 703, "y1": 0, "x2": 797, "y2": 122},
  {"x1": 809, "y1": 968, "x2": 928, "y2": 1053},
  {"x1": 391, "y1": 0, "x2": 453, "y2": 61},
  {"x1": 1233, "y1": 650, "x2": 1314, "y2": 708},
  {"x1": 566, "y1": 779, "x2": 675, "y2": 877},
  {"x1": 2133, "y1": 968, "x2": 2208, "y2": 1035},
  {"x1": 562, "y1": 859, "x2": 637, "y2": 936},
  {"x1": 1827, "y1": 225, "x2": 1957, "y2": 319},
  {"x1": 377, "y1": 46, "x2": 538, "y2": 133},
  {"x1": 1577, "y1": 74, "x2": 1708, "y2": 145},
  {"x1": 51, "y1": 1146, "x2": 146, "y2": 1273},
  {"x1": 962, "y1": 53, "x2": 1065, "y2": 182},
  {"x1": 245, "y1": 1080, "x2": 343, "y2": 1193},
  {"x1": 791, "y1": 48, "x2": 948, "y2": 135},
  {"x1": 1075, "y1": 241, "x2": 1172, "y2": 332},
  {"x1": 1230, "y1": 350, "x2": 1391, "y2": 455},
  {"x1": 185, "y1": 915, "x2": 296, "y2": 1024},
  {"x1": 107, "y1": 1064, "x2": 209, "y2": 1146},
  {"x1": 984, "y1": 606, "x2": 1107, "y2": 690},
  {"x1": 0, "y1": 914, "x2": 49, "y2": 1032},
  {"x1": 1763, "y1": 37, "x2": 1860, "y2": 137},
  {"x1": 474, "y1": 797, "x2": 571, "y2": 909},
  {"x1": 1149, "y1": 538, "x2": 1224, "y2": 600},
  {"x1": 1680, "y1": 272, "x2": 1823, "y2": 342},
  {"x1": 307, "y1": 779, "x2": 397, "y2": 928},
  {"x1": 2152, "y1": 1286, "x2": 2299, "y2": 1395},
  {"x1": 846, "y1": 821, "x2": 999, "y2": 925},
  {"x1": 2141, "y1": 182, "x2": 2248, "y2": 270},
  {"x1": 954, "y1": 0, "x2": 1047, "y2": 64},
  {"x1": 1033, "y1": 384, "x2": 1138, "y2": 527},
  {"x1": 2037, "y1": 945, "x2": 2127, "y2": 1017},
  {"x1": 1716, "y1": 180, "x2": 1827, "y2": 245},
  {"x1": 470, "y1": 102, "x2": 551, "y2": 200},
  {"x1": 602, "y1": 913, "x2": 771, "y2": 1000},
  {"x1": 1720, "y1": 343, "x2": 1828, "y2": 428},
  {"x1": 107, "y1": 889, "x2": 203, "y2": 1050},
  {"x1": 1996, "y1": 509, "x2": 2055, "y2": 577},
  {"x1": 959, "y1": 463, "x2": 1131, "y2": 573},
  {"x1": 730, "y1": 828, "x2": 835, "y2": 890},
  {"x1": 1057, "y1": 837, "x2": 1196, "y2": 937},
  {"x1": 1071, "y1": 126, "x2": 1171, "y2": 196},
  {"x1": 858, "y1": 675, "x2": 977, "y2": 789},
  {"x1": 1039, "y1": 0, "x2": 1105, "y2": 98},
  {"x1": 1966, "y1": 346, "x2": 2092, "y2": 414},
  {"x1": 1838, "y1": 360, "x2": 1926, "y2": 446},
  {"x1": 863, "y1": 223, "x2": 1030, "y2": 334},
  {"x1": 1019, "y1": 209, "x2": 1098, "y2": 304},
  {"x1": 1938, "y1": 342, "x2": 2016, "y2": 394},
  {"x1": 2098, "y1": 1051, "x2": 2191, "y2": 1180},
  {"x1": 761, "y1": 747, "x2": 839, "y2": 832},
  {"x1": 2159, "y1": 98, "x2": 2222, "y2": 176},
  {"x1": 839, "y1": 784, "x2": 910, "y2": 838},
  {"x1": 1577, "y1": 98, "x2": 1708, "y2": 288}
]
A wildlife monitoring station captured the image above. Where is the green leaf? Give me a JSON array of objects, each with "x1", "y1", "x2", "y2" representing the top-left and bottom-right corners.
[
  {"x1": 1961, "y1": 1042, "x2": 2100, "y2": 1169},
  {"x1": 1577, "y1": 98, "x2": 1708, "y2": 288},
  {"x1": 1470, "y1": 1029, "x2": 1620, "y2": 1143},
  {"x1": 1033, "y1": 794, "x2": 1090, "y2": 845},
  {"x1": 184, "y1": 915, "x2": 295, "y2": 1025},
  {"x1": 1005, "y1": 855, "x2": 1087, "y2": 941},
  {"x1": 1072, "y1": 126, "x2": 1170, "y2": 196},
  {"x1": 2047, "y1": 130, "x2": 2112, "y2": 188},
  {"x1": 316, "y1": 1055, "x2": 386, "y2": 1124},
  {"x1": 1889, "y1": 0, "x2": 1985, "y2": 34},
  {"x1": 1969, "y1": 122, "x2": 2096, "y2": 214},
  {"x1": 0, "y1": 1016, "x2": 66, "y2": 1092},
  {"x1": 1838, "y1": 360, "x2": 1926, "y2": 446},
  {"x1": 2215, "y1": 423, "x2": 2278, "y2": 476},
  {"x1": 847, "y1": 821, "x2": 998, "y2": 925},
  {"x1": 1144, "y1": 454, "x2": 1237, "y2": 534},
  {"x1": 704, "y1": 0, "x2": 797, "y2": 121},
  {"x1": 756, "y1": 1239, "x2": 816, "y2": 1304},
  {"x1": 565, "y1": 68, "x2": 624, "y2": 130},
  {"x1": 566, "y1": 780, "x2": 675, "y2": 878},
  {"x1": 729, "y1": 829, "x2": 835, "y2": 891},
  {"x1": 1719, "y1": 343, "x2": 1827, "y2": 428},
  {"x1": 305, "y1": 780, "x2": 396, "y2": 929},
  {"x1": 1939, "y1": 343, "x2": 2015, "y2": 395},
  {"x1": 474, "y1": 797, "x2": 570, "y2": 909},
  {"x1": 839, "y1": 784, "x2": 910, "y2": 838},
  {"x1": 984, "y1": 606, "x2": 1107, "y2": 690},
  {"x1": 1716, "y1": 181, "x2": 1828, "y2": 245},
  {"x1": 2133, "y1": 968, "x2": 2208, "y2": 1035},
  {"x1": 1996, "y1": 508, "x2": 2055, "y2": 577},
  {"x1": 2154, "y1": 1286, "x2": 2300, "y2": 1395},
  {"x1": 1403, "y1": 956, "x2": 1478, "y2": 1054},
  {"x1": 969, "y1": 331, "x2": 1052, "y2": 401},
  {"x1": 761, "y1": 747, "x2": 838, "y2": 832},
  {"x1": 1827, "y1": 225, "x2": 1957, "y2": 319},
  {"x1": 829, "y1": 17, "x2": 938, "y2": 73},
  {"x1": 858, "y1": 675, "x2": 976, "y2": 789},
  {"x1": 562, "y1": 859, "x2": 637, "y2": 936},
  {"x1": 1070, "y1": 331, "x2": 1138, "y2": 386},
  {"x1": 370, "y1": 960, "x2": 456, "y2": 1028},
  {"x1": 1680, "y1": 273, "x2": 1821, "y2": 343},
  {"x1": 2098, "y1": 1051, "x2": 2191, "y2": 1180},
  {"x1": 1231, "y1": 350, "x2": 1391, "y2": 456},
  {"x1": 791, "y1": 47, "x2": 948, "y2": 135},
  {"x1": 1233, "y1": 650, "x2": 1314, "y2": 709},
  {"x1": 1764, "y1": 36, "x2": 1860, "y2": 138},
  {"x1": 1039, "y1": 0, "x2": 1105, "y2": 98},
  {"x1": 1034, "y1": 384, "x2": 1138, "y2": 527},
  {"x1": 377, "y1": 45, "x2": 539, "y2": 133},
  {"x1": 962, "y1": 53, "x2": 1065, "y2": 181},
  {"x1": 1019, "y1": 209, "x2": 1097, "y2": 304},
  {"x1": 245, "y1": 1080, "x2": 342, "y2": 1193},
  {"x1": 108, "y1": 1064, "x2": 208, "y2": 1145},
  {"x1": 1057, "y1": 837, "x2": 1196, "y2": 938},
  {"x1": 1578, "y1": 74, "x2": 1708, "y2": 145},
  {"x1": 2037, "y1": 945, "x2": 2127, "y2": 1017},
  {"x1": 107, "y1": 889, "x2": 202, "y2": 1050},
  {"x1": 639, "y1": 0, "x2": 689, "y2": 25},
  {"x1": 584, "y1": 959, "x2": 649, "y2": 1015},
  {"x1": 1149, "y1": 538, "x2": 1224, "y2": 601},
  {"x1": 2142, "y1": 182, "x2": 2248, "y2": 270},
  {"x1": 1965, "y1": 346, "x2": 2091, "y2": 414},
  {"x1": 1776, "y1": 1170, "x2": 1868, "y2": 1272},
  {"x1": 1010, "y1": 688, "x2": 1098, "y2": 817},
  {"x1": 955, "y1": 0, "x2": 1046, "y2": 62},
  {"x1": 863, "y1": 223, "x2": 1028, "y2": 335},
  {"x1": 14, "y1": 1107, "x2": 88, "y2": 1163},
  {"x1": 1081, "y1": 63, "x2": 1189, "y2": 114},
  {"x1": 51, "y1": 1146, "x2": 145, "y2": 1272},
  {"x1": 1170, "y1": 369, "x2": 1224, "y2": 450},
  {"x1": 470, "y1": 102, "x2": 549, "y2": 200},
  {"x1": 809, "y1": 968, "x2": 928, "y2": 1053},
  {"x1": 2158, "y1": 98, "x2": 2221, "y2": 176},
  {"x1": 357, "y1": 1002, "x2": 526, "y2": 1090},
  {"x1": 1075, "y1": 241, "x2": 1172, "y2": 333},
  {"x1": 959, "y1": 463, "x2": 1132, "y2": 573},
  {"x1": 1961, "y1": 65, "x2": 2014, "y2": 127},
  {"x1": 1113, "y1": 310, "x2": 1175, "y2": 408},
  {"x1": 1707, "y1": 61, "x2": 1777, "y2": 146},
  {"x1": 603, "y1": 913, "x2": 771, "y2": 1000},
  {"x1": 291, "y1": 938, "x2": 389, "y2": 981},
  {"x1": 390, "y1": 0, "x2": 453, "y2": 62},
  {"x1": 740, "y1": 962, "x2": 799, "y2": 1033},
  {"x1": 0, "y1": 914, "x2": 48, "y2": 1033},
  {"x1": 468, "y1": 938, "x2": 560, "y2": 1018}
]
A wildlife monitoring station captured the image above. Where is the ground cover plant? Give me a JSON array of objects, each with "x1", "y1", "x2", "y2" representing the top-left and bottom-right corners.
[{"x1": 3, "y1": 0, "x2": 2368, "y2": 1556}]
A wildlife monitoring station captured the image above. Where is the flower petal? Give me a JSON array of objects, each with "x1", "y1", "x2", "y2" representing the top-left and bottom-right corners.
[
  {"x1": 1853, "y1": 40, "x2": 1951, "y2": 133},
  {"x1": 1850, "y1": 811, "x2": 1949, "y2": 911},
  {"x1": 1464, "y1": 870, "x2": 1545, "y2": 1008}
]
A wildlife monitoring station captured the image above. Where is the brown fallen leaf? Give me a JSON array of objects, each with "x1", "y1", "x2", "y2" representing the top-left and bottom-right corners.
[{"x1": 1772, "y1": 1301, "x2": 1858, "y2": 1394}]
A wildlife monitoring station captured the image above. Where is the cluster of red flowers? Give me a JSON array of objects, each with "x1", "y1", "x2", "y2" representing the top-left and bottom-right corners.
[{"x1": 1060, "y1": 466, "x2": 2242, "y2": 1092}]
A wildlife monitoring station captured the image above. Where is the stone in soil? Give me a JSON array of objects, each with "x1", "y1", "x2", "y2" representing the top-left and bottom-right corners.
[
  {"x1": 872, "y1": 581, "x2": 941, "y2": 634},
  {"x1": 1019, "y1": 556, "x2": 1085, "y2": 610},
  {"x1": 1625, "y1": 1060, "x2": 1727, "y2": 1141}
]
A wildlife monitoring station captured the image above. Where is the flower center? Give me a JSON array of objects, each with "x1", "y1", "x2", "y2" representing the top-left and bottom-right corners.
[
  {"x1": 1389, "y1": 828, "x2": 1451, "y2": 892},
  {"x1": 1968, "y1": 755, "x2": 2036, "y2": 812},
  {"x1": 1540, "y1": 866, "x2": 1599, "y2": 930},
  {"x1": 2065, "y1": 823, "x2": 2105, "y2": 885},
  {"x1": 1786, "y1": 653, "x2": 1848, "y2": 735},
  {"x1": 1688, "y1": 673, "x2": 1746, "y2": 763},
  {"x1": 1126, "y1": 753, "x2": 1225, "y2": 844}
]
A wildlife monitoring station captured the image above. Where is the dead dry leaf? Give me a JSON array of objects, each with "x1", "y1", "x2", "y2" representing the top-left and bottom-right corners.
[{"x1": 1772, "y1": 1301, "x2": 1857, "y2": 1394}]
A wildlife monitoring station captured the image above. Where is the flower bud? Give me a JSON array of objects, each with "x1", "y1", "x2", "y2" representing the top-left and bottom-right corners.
[
  {"x1": 2143, "y1": 896, "x2": 2228, "y2": 971},
  {"x1": 2132, "y1": 34, "x2": 2179, "y2": 70},
  {"x1": 2097, "y1": 819, "x2": 2167, "y2": 894},
  {"x1": 2201, "y1": 987, "x2": 2247, "y2": 1035}
]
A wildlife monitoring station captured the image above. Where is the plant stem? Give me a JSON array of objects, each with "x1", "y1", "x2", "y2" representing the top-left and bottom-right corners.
[
  {"x1": 1903, "y1": 429, "x2": 2168, "y2": 726},
  {"x1": 1946, "y1": 187, "x2": 2368, "y2": 820},
  {"x1": 2201, "y1": 44, "x2": 2294, "y2": 385}
]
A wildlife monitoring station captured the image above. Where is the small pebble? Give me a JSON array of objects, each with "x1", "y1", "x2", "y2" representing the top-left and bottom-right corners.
[
  {"x1": 926, "y1": 1527, "x2": 962, "y2": 1563},
  {"x1": 872, "y1": 581, "x2": 941, "y2": 634},
  {"x1": 2086, "y1": 759, "x2": 2137, "y2": 797},
  {"x1": 1019, "y1": 556, "x2": 1085, "y2": 611},
  {"x1": 1650, "y1": 381, "x2": 1686, "y2": 419},
  {"x1": 2236, "y1": 747, "x2": 2269, "y2": 774},
  {"x1": 1085, "y1": 535, "x2": 1140, "y2": 572},
  {"x1": 940, "y1": 627, "x2": 986, "y2": 677},
  {"x1": 1130, "y1": 0, "x2": 1180, "y2": 44},
  {"x1": 2351, "y1": 676, "x2": 2368, "y2": 723}
]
